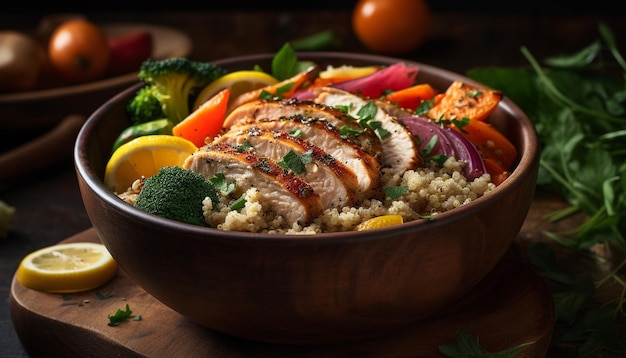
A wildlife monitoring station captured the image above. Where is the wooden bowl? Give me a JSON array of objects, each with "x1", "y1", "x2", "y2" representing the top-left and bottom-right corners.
[{"x1": 74, "y1": 52, "x2": 540, "y2": 345}]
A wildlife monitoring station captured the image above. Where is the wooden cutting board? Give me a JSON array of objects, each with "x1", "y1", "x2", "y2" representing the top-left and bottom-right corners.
[{"x1": 10, "y1": 228, "x2": 554, "y2": 357}]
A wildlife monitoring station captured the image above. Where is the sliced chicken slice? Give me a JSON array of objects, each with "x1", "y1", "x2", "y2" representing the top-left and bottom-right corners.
[
  {"x1": 223, "y1": 98, "x2": 382, "y2": 159},
  {"x1": 215, "y1": 127, "x2": 360, "y2": 209},
  {"x1": 183, "y1": 143, "x2": 323, "y2": 226},
  {"x1": 222, "y1": 116, "x2": 382, "y2": 200},
  {"x1": 311, "y1": 86, "x2": 423, "y2": 183}
]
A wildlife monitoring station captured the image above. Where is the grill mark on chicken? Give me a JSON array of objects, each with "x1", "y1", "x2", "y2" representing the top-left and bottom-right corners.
[
  {"x1": 223, "y1": 116, "x2": 383, "y2": 200},
  {"x1": 223, "y1": 98, "x2": 382, "y2": 160},
  {"x1": 183, "y1": 143, "x2": 323, "y2": 226},
  {"x1": 214, "y1": 128, "x2": 360, "y2": 209},
  {"x1": 311, "y1": 86, "x2": 423, "y2": 184}
]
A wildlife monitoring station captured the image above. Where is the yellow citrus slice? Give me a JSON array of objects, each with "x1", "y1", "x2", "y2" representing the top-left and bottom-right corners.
[
  {"x1": 104, "y1": 134, "x2": 197, "y2": 194},
  {"x1": 356, "y1": 214, "x2": 404, "y2": 231},
  {"x1": 16, "y1": 242, "x2": 118, "y2": 293},
  {"x1": 319, "y1": 65, "x2": 379, "y2": 80},
  {"x1": 193, "y1": 70, "x2": 279, "y2": 110}
]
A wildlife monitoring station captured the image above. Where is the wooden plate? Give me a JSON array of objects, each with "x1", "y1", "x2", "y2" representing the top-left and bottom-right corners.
[
  {"x1": 0, "y1": 23, "x2": 192, "y2": 134},
  {"x1": 10, "y1": 228, "x2": 554, "y2": 357}
]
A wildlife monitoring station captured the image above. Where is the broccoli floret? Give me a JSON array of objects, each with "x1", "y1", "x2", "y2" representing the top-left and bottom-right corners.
[
  {"x1": 137, "y1": 58, "x2": 227, "y2": 124},
  {"x1": 135, "y1": 166, "x2": 219, "y2": 226},
  {"x1": 126, "y1": 86, "x2": 165, "y2": 125}
]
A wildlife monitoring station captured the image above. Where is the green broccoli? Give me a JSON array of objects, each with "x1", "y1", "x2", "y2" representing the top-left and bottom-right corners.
[
  {"x1": 126, "y1": 85, "x2": 165, "y2": 125},
  {"x1": 135, "y1": 166, "x2": 219, "y2": 226},
  {"x1": 137, "y1": 58, "x2": 227, "y2": 125}
]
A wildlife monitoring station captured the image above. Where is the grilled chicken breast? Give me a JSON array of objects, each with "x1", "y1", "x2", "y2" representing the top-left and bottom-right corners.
[
  {"x1": 311, "y1": 87, "x2": 423, "y2": 183},
  {"x1": 227, "y1": 115, "x2": 382, "y2": 199},
  {"x1": 214, "y1": 127, "x2": 360, "y2": 209},
  {"x1": 223, "y1": 98, "x2": 382, "y2": 159},
  {"x1": 183, "y1": 143, "x2": 323, "y2": 226}
]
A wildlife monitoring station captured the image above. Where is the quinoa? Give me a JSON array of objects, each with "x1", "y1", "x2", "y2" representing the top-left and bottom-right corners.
[
  {"x1": 119, "y1": 156, "x2": 495, "y2": 234},
  {"x1": 199, "y1": 157, "x2": 494, "y2": 234}
]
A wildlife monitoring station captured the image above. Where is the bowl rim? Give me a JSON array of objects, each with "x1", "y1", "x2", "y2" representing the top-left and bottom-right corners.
[{"x1": 75, "y1": 51, "x2": 539, "y2": 242}]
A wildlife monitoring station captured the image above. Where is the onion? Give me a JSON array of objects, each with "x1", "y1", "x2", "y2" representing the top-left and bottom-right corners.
[
  {"x1": 441, "y1": 125, "x2": 487, "y2": 180},
  {"x1": 399, "y1": 115, "x2": 455, "y2": 158},
  {"x1": 333, "y1": 62, "x2": 418, "y2": 98},
  {"x1": 398, "y1": 115, "x2": 486, "y2": 180}
]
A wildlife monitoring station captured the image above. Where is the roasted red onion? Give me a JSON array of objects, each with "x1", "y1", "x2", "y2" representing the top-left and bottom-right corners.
[
  {"x1": 333, "y1": 62, "x2": 417, "y2": 98},
  {"x1": 398, "y1": 116, "x2": 486, "y2": 180}
]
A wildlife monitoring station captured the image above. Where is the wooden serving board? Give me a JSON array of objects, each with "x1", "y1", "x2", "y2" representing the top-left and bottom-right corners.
[{"x1": 10, "y1": 228, "x2": 554, "y2": 358}]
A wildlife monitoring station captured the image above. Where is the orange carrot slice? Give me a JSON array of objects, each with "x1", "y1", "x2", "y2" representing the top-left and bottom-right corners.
[{"x1": 384, "y1": 83, "x2": 437, "y2": 111}]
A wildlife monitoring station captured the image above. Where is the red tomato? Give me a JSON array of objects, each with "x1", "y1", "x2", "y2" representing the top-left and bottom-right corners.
[
  {"x1": 352, "y1": 0, "x2": 431, "y2": 55},
  {"x1": 48, "y1": 19, "x2": 110, "y2": 83}
]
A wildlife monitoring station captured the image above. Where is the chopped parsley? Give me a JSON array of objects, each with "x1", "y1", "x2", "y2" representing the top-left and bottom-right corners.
[
  {"x1": 210, "y1": 173, "x2": 236, "y2": 196},
  {"x1": 278, "y1": 150, "x2": 313, "y2": 174},
  {"x1": 355, "y1": 101, "x2": 391, "y2": 139},
  {"x1": 383, "y1": 185, "x2": 409, "y2": 199},
  {"x1": 108, "y1": 304, "x2": 137, "y2": 326}
]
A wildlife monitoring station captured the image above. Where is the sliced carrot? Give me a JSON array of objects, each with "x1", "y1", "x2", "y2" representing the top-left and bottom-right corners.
[
  {"x1": 451, "y1": 119, "x2": 517, "y2": 171},
  {"x1": 227, "y1": 65, "x2": 319, "y2": 112},
  {"x1": 427, "y1": 80, "x2": 502, "y2": 122},
  {"x1": 483, "y1": 158, "x2": 510, "y2": 186},
  {"x1": 383, "y1": 83, "x2": 437, "y2": 111},
  {"x1": 173, "y1": 88, "x2": 230, "y2": 147}
]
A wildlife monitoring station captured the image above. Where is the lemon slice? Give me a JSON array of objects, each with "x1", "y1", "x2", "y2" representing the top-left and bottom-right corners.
[
  {"x1": 16, "y1": 242, "x2": 118, "y2": 293},
  {"x1": 356, "y1": 214, "x2": 404, "y2": 231},
  {"x1": 193, "y1": 70, "x2": 278, "y2": 110},
  {"x1": 104, "y1": 134, "x2": 197, "y2": 194}
]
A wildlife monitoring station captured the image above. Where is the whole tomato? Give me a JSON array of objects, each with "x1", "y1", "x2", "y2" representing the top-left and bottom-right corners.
[
  {"x1": 48, "y1": 19, "x2": 110, "y2": 83},
  {"x1": 352, "y1": 0, "x2": 431, "y2": 55}
]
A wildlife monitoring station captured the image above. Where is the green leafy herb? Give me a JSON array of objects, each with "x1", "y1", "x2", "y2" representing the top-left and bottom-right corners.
[
  {"x1": 230, "y1": 195, "x2": 247, "y2": 210},
  {"x1": 210, "y1": 173, "x2": 236, "y2": 196},
  {"x1": 236, "y1": 141, "x2": 252, "y2": 152},
  {"x1": 355, "y1": 101, "x2": 390, "y2": 139},
  {"x1": 467, "y1": 22, "x2": 626, "y2": 258},
  {"x1": 467, "y1": 22, "x2": 626, "y2": 356},
  {"x1": 415, "y1": 98, "x2": 435, "y2": 116},
  {"x1": 420, "y1": 134, "x2": 448, "y2": 166},
  {"x1": 278, "y1": 150, "x2": 313, "y2": 174},
  {"x1": 339, "y1": 125, "x2": 364, "y2": 138},
  {"x1": 527, "y1": 242, "x2": 626, "y2": 356},
  {"x1": 108, "y1": 304, "x2": 135, "y2": 326},
  {"x1": 438, "y1": 330, "x2": 532, "y2": 357},
  {"x1": 271, "y1": 43, "x2": 315, "y2": 81},
  {"x1": 383, "y1": 186, "x2": 408, "y2": 199}
]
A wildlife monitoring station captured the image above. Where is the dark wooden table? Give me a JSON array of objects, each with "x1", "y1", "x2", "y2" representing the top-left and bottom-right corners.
[{"x1": 2, "y1": 6, "x2": 626, "y2": 357}]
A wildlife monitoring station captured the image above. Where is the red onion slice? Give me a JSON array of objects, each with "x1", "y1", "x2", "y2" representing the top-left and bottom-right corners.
[{"x1": 398, "y1": 115, "x2": 486, "y2": 180}]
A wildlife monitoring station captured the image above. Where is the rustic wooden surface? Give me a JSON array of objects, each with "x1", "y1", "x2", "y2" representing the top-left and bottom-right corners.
[
  {"x1": 2, "y1": 7, "x2": 626, "y2": 357},
  {"x1": 10, "y1": 227, "x2": 554, "y2": 358}
]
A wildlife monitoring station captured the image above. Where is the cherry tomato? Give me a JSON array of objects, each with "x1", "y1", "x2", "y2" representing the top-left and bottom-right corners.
[
  {"x1": 48, "y1": 19, "x2": 110, "y2": 83},
  {"x1": 352, "y1": 0, "x2": 431, "y2": 55}
]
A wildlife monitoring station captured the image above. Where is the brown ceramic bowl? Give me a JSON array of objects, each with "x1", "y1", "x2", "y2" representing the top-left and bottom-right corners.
[{"x1": 74, "y1": 52, "x2": 539, "y2": 345}]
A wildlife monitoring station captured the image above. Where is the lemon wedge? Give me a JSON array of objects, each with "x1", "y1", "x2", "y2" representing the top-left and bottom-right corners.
[
  {"x1": 356, "y1": 214, "x2": 404, "y2": 231},
  {"x1": 104, "y1": 134, "x2": 197, "y2": 194},
  {"x1": 16, "y1": 242, "x2": 118, "y2": 293},
  {"x1": 193, "y1": 70, "x2": 278, "y2": 110}
]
